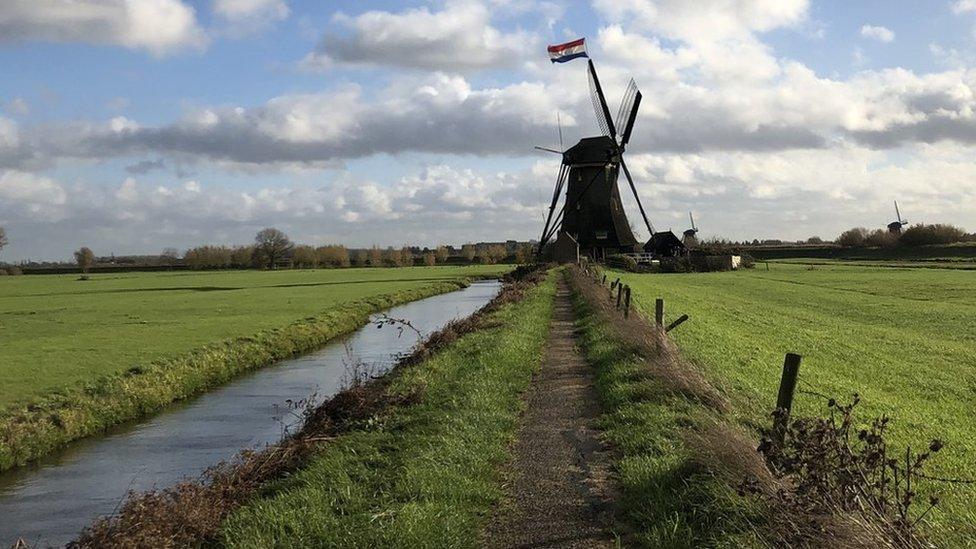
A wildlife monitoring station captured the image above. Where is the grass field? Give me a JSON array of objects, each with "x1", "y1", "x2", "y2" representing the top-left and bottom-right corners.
[
  {"x1": 770, "y1": 257, "x2": 976, "y2": 270},
  {"x1": 219, "y1": 272, "x2": 556, "y2": 547},
  {"x1": 616, "y1": 263, "x2": 976, "y2": 545},
  {"x1": 0, "y1": 266, "x2": 506, "y2": 411}
]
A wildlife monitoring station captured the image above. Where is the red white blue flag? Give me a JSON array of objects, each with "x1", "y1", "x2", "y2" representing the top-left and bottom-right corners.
[{"x1": 548, "y1": 38, "x2": 587, "y2": 63}]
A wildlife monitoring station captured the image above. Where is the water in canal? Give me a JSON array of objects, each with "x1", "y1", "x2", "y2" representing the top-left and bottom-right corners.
[{"x1": 0, "y1": 280, "x2": 501, "y2": 547}]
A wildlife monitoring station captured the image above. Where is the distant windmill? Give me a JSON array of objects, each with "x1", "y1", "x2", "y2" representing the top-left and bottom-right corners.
[
  {"x1": 538, "y1": 39, "x2": 684, "y2": 260},
  {"x1": 682, "y1": 212, "x2": 699, "y2": 247},
  {"x1": 887, "y1": 201, "x2": 908, "y2": 234}
]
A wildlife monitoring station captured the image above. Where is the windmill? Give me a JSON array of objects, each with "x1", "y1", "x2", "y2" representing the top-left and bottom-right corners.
[
  {"x1": 682, "y1": 212, "x2": 699, "y2": 248},
  {"x1": 887, "y1": 201, "x2": 908, "y2": 234},
  {"x1": 538, "y1": 49, "x2": 679, "y2": 261}
]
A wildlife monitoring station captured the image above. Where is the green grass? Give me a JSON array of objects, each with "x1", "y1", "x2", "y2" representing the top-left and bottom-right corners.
[
  {"x1": 0, "y1": 266, "x2": 507, "y2": 470},
  {"x1": 219, "y1": 273, "x2": 557, "y2": 548},
  {"x1": 615, "y1": 263, "x2": 976, "y2": 545},
  {"x1": 0, "y1": 266, "x2": 505, "y2": 410},
  {"x1": 770, "y1": 257, "x2": 976, "y2": 270},
  {"x1": 570, "y1": 273, "x2": 768, "y2": 548}
]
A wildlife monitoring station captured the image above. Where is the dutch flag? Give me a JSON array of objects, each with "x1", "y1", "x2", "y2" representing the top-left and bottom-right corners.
[{"x1": 548, "y1": 38, "x2": 588, "y2": 63}]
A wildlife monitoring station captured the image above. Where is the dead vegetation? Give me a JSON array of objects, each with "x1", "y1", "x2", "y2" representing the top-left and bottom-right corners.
[{"x1": 69, "y1": 265, "x2": 549, "y2": 548}]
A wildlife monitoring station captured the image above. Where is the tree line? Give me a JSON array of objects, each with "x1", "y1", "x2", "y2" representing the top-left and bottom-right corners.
[{"x1": 836, "y1": 223, "x2": 972, "y2": 248}]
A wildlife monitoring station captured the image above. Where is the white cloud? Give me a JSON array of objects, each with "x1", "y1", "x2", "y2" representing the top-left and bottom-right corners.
[
  {"x1": 4, "y1": 97, "x2": 29, "y2": 116},
  {"x1": 952, "y1": 0, "x2": 976, "y2": 14},
  {"x1": 0, "y1": 0, "x2": 207, "y2": 56},
  {"x1": 860, "y1": 24, "x2": 895, "y2": 43},
  {"x1": 302, "y1": 0, "x2": 534, "y2": 71},
  {"x1": 213, "y1": 0, "x2": 289, "y2": 21}
]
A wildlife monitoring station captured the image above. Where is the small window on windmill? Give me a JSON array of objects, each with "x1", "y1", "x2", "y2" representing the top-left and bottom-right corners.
[{"x1": 595, "y1": 230, "x2": 608, "y2": 240}]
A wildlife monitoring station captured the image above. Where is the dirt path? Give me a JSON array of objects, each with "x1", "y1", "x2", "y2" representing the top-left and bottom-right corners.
[{"x1": 483, "y1": 278, "x2": 616, "y2": 548}]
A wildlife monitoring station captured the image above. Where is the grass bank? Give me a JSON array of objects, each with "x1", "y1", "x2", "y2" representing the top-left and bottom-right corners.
[
  {"x1": 614, "y1": 263, "x2": 976, "y2": 545},
  {"x1": 1, "y1": 267, "x2": 507, "y2": 472},
  {"x1": 568, "y1": 268, "x2": 772, "y2": 548},
  {"x1": 73, "y1": 266, "x2": 556, "y2": 547},
  {"x1": 218, "y1": 271, "x2": 555, "y2": 547}
]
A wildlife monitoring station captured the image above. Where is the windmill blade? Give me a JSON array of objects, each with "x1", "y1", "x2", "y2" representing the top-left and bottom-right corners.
[
  {"x1": 615, "y1": 79, "x2": 638, "y2": 135},
  {"x1": 587, "y1": 60, "x2": 616, "y2": 138},
  {"x1": 534, "y1": 146, "x2": 563, "y2": 154},
  {"x1": 894, "y1": 200, "x2": 902, "y2": 224},
  {"x1": 619, "y1": 156, "x2": 655, "y2": 235},
  {"x1": 538, "y1": 165, "x2": 568, "y2": 249},
  {"x1": 689, "y1": 211, "x2": 697, "y2": 231},
  {"x1": 620, "y1": 90, "x2": 642, "y2": 147},
  {"x1": 557, "y1": 112, "x2": 564, "y2": 149}
]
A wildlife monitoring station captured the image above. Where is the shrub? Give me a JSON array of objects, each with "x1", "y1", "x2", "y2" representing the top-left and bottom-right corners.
[
  {"x1": 864, "y1": 229, "x2": 897, "y2": 248},
  {"x1": 836, "y1": 227, "x2": 868, "y2": 247},
  {"x1": 900, "y1": 223, "x2": 968, "y2": 246},
  {"x1": 606, "y1": 254, "x2": 638, "y2": 271},
  {"x1": 291, "y1": 245, "x2": 318, "y2": 269},
  {"x1": 5, "y1": 265, "x2": 23, "y2": 276},
  {"x1": 317, "y1": 245, "x2": 350, "y2": 268}
]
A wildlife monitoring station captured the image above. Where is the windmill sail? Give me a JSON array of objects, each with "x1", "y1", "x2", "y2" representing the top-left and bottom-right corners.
[{"x1": 587, "y1": 60, "x2": 615, "y2": 138}]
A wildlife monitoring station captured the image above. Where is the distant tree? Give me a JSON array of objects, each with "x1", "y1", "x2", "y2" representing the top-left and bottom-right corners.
[
  {"x1": 384, "y1": 247, "x2": 403, "y2": 267},
  {"x1": 74, "y1": 247, "x2": 95, "y2": 274},
  {"x1": 865, "y1": 229, "x2": 897, "y2": 248},
  {"x1": 423, "y1": 252, "x2": 436, "y2": 266},
  {"x1": 353, "y1": 249, "x2": 369, "y2": 266},
  {"x1": 231, "y1": 245, "x2": 256, "y2": 268},
  {"x1": 462, "y1": 244, "x2": 477, "y2": 262},
  {"x1": 160, "y1": 247, "x2": 180, "y2": 261},
  {"x1": 836, "y1": 227, "x2": 869, "y2": 248},
  {"x1": 184, "y1": 245, "x2": 232, "y2": 269},
  {"x1": 292, "y1": 245, "x2": 318, "y2": 268},
  {"x1": 317, "y1": 245, "x2": 350, "y2": 268},
  {"x1": 435, "y1": 245, "x2": 450, "y2": 264},
  {"x1": 514, "y1": 243, "x2": 534, "y2": 264},
  {"x1": 806, "y1": 236, "x2": 824, "y2": 245},
  {"x1": 254, "y1": 228, "x2": 293, "y2": 269},
  {"x1": 489, "y1": 244, "x2": 507, "y2": 263},
  {"x1": 368, "y1": 246, "x2": 383, "y2": 266},
  {"x1": 900, "y1": 223, "x2": 968, "y2": 246},
  {"x1": 400, "y1": 246, "x2": 414, "y2": 267}
]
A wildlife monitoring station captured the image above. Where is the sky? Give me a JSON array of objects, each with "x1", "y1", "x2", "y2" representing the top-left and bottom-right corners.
[{"x1": 2, "y1": 0, "x2": 976, "y2": 261}]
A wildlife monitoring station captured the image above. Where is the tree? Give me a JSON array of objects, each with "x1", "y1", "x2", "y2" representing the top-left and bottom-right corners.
[
  {"x1": 865, "y1": 229, "x2": 896, "y2": 248},
  {"x1": 400, "y1": 246, "x2": 414, "y2": 267},
  {"x1": 254, "y1": 228, "x2": 293, "y2": 269},
  {"x1": 353, "y1": 249, "x2": 369, "y2": 266},
  {"x1": 317, "y1": 245, "x2": 350, "y2": 268},
  {"x1": 423, "y1": 252, "x2": 436, "y2": 266},
  {"x1": 836, "y1": 227, "x2": 868, "y2": 248},
  {"x1": 435, "y1": 245, "x2": 450, "y2": 264},
  {"x1": 292, "y1": 245, "x2": 318, "y2": 268},
  {"x1": 385, "y1": 247, "x2": 403, "y2": 267},
  {"x1": 231, "y1": 245, "x2": 256, "y2": 268},
  {"x1": 805, "y1": 236, "x2": 823, "y2": 245},
  {"x1": 74, "y1": 247, "x2": 95, "y2": 274},
  {"x1": 900, "y1": 223, "x2": 968, "y2": 246},
  {"x1": 161, "y1": 247, "x2": 180, "y2": 261},
  {"x1": 515, "y1": 243, "x2": 534, "y2": 264},
  {"x1": 368, "y1": 246, "x2": 383, "y2": 266},
  {"x1": 462, "y1": 244, "x2": 477, "y2": 262}
]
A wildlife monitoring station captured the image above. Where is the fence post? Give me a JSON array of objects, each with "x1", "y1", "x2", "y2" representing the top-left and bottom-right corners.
[
  {"x1": 665, "y1": 314, "x2": 689, "y2": 333},
  {"x1": 616, "y1": 284, "x2": 623, "y2": 309},
  {"x1": 602, "y1": 274, "x2": 607, "y2": 285},
  {"x1": 624, "y1": 286, "x2": 631, "y2": 318},
  {"x1": 655, "y1": 298, "x2": 664, "y2": 326},
  {"x1": 773, "y1": 353, "x2": 802, "y2": 443}
]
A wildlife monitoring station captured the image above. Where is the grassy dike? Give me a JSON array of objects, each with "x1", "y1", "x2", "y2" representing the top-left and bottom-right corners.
[
  {"x1": 0, "y1": 280, "x2": 472, "y2": 472},
  {"x1": 217, "y1": 272, "x2": 557, "y2": 547},
  {"x1": 567, "y1": 268, "x2": 774, "y2": 548}
]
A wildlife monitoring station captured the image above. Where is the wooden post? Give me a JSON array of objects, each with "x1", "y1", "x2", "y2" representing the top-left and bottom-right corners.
[
  {"x1": 773, "y1": 353, "x2": 802, "y2": 443},
  {"x1": 616, "y1": 284, "x2": 623, "y2": 308},
  {"x1": 624, "y1": 286, "x2": 631, "y2": 318},
  {"x1": 602, "y1": 274, "x2": 607, "y2": 285},
  {"x1": 665, "y1": 314, "x2": 689, "y2": 333},
  {"x1": 655, "y1": 298, "x2": 664, "y2": 326}
]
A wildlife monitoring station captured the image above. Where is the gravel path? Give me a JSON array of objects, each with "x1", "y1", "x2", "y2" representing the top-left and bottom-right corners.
[{"x1": 483, "y1": 278, "x2": 616, "y2": 548}]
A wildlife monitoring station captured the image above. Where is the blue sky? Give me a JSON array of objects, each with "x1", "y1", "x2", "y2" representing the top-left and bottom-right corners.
[{"x1": 2, "y1": 0, "x2": 976, "y2": 260}]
